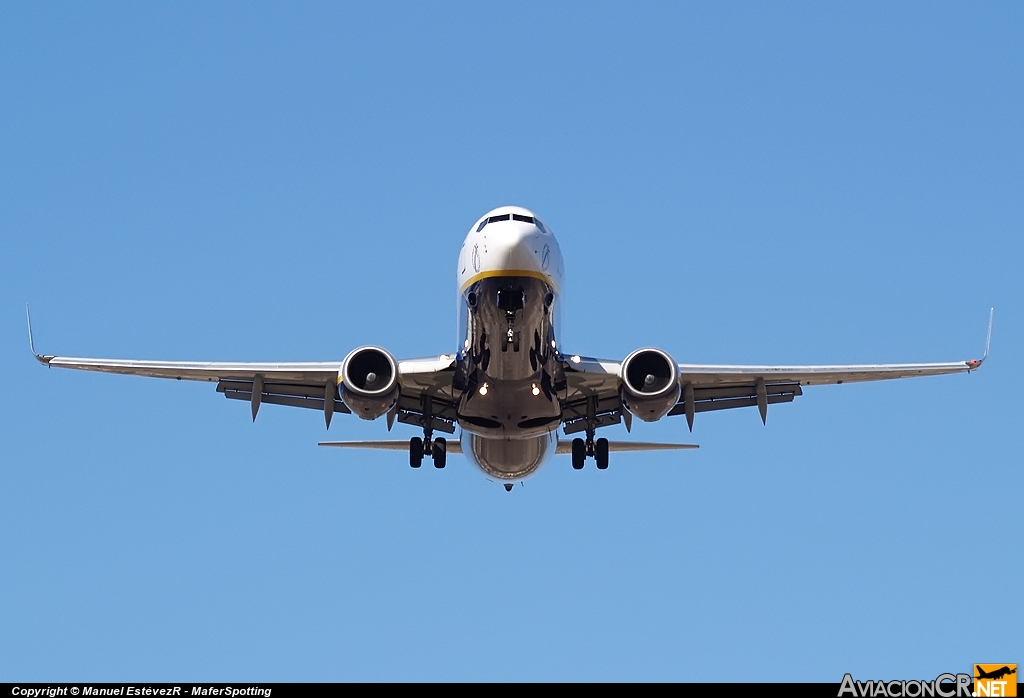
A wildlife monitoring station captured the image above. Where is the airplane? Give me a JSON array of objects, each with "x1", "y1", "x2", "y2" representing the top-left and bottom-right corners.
[
  {"x1": 28, "y1": 206, "x2": 993, "y2": 491},
  {"x1": 975, "y1": 666, "x2": 1016, "y2": 681}
]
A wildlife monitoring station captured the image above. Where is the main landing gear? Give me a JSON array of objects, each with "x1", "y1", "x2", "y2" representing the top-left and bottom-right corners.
[
  {"x1": 409, "y1": 396, "x2": 447, "y2": 469},
  {"x1": 571, "y1": 436, "x2": 609, "y2": 470},
  {"x1": 571, "y1": 398, "x2": 609, "y2": 470},
  {"x1": 409, "y1": 435, "x2": 446, "y2": 469}
]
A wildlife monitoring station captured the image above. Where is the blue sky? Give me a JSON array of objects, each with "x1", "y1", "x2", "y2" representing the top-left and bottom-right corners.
[{"x1": 1, "y1": 2, "x2": 1021, "y2": 682}]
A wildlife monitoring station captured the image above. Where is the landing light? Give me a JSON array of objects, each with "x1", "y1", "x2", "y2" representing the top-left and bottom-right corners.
[
  {"x1": 531, "y1": 383, "x2": 540, "y2": 396},
  {"x1": 479, "y1": 383, "x2": 489, "y2": 396}
]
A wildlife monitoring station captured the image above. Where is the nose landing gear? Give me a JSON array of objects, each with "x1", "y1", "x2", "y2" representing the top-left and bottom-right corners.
[{"x1": 497, "y1": 287, "x2": 524, "y2": 353}]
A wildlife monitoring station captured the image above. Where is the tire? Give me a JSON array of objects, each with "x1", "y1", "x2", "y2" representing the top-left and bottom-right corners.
[
  {"x1": 410, "y1": 437, "x2": 423, "y2": 468},
  {"x1": 571, "y1": 438, "x2": 586, "y2": 470},
  {"x1": 595, "y1": 438, "x2": 609, "y2": 470},
  {"x1": 432, "y1": 437, "x2": 447, "y2": 468}
]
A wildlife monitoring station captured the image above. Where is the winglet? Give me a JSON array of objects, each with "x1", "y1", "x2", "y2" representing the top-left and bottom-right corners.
[
  {"x1": 966, "y1": 307, "x2": 994, "y2": 370},
  {"x1": 25, "y1": 304, "x2": 53, "y2": 366},
  {"x1": 984, "y1": 307, "x2": 994, "y2": 361}
]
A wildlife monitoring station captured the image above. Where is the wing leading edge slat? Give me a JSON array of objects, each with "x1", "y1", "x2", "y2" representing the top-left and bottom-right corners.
[
  {"x1": 676, "y1": 361, "x2": 978, "y2": 387},
  {"x1": 42, "y1": 357, "x2": 342, "y2": 383}
]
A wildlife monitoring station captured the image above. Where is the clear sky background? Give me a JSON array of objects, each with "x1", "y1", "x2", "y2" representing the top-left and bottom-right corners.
[{"x1": 1, "y1": 2, "x2": 1020, "y2": 682}]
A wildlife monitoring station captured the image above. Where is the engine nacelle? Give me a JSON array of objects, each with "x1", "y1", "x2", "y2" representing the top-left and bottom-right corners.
[
  {"x1": 620, "y1": 348, "x2": 681, "y2": 422},
  {"x1": 340, "y1": 346, "x2": 400, "y2": 420}
]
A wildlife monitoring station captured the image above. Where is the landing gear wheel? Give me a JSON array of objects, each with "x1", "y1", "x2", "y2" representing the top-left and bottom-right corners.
[
  {"x1": 595, "y1": 438, "x2": 609, "y2": 470},
  {"x1": 571, "y1": 438, "x2": 586, "y2": 470},
  {"x1": 432, "y1": 437, "x2": 447, "y2": 468},
  {"x1": 409, "y1": 437, "x2": 423, "y2": 468}
]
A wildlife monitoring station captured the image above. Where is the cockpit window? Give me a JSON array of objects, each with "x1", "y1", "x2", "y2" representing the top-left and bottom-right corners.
[
  {"x1": 534, "y1": 219, "x2": 548, "y2": 234},
  {"x1": 477, "y1": 212, "x2": 539, "y2": 232}
]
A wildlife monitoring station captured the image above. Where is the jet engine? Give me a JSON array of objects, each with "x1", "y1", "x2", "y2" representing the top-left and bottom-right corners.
[
  {"x1": 620, "y1": 348, "x2": 681, "y2": 422},
  {"x1": 340, "y1": 346, "x2": 400, "y2": 420}
]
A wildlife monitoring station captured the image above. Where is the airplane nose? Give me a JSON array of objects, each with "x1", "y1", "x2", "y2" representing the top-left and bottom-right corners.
[
  {"x1": 489, "y1": 225, "x2": 535, "y2": 264},
  {"x1": 491, "y1": 224, "x2": 530, "y2": 247}
]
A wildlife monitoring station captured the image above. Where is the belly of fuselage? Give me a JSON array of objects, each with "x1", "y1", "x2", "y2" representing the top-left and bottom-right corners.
[
  {"x1": 456, "y1": 276, "x2": 562, "y2": 440},
  {"x1": 460, "y1": 432, "x2": 556, "y2": 480}
]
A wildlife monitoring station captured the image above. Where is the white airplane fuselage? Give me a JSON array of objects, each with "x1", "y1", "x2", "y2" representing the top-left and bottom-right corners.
[{"x1": 455, "y1": 206, "x2": 566, "y2": 480}]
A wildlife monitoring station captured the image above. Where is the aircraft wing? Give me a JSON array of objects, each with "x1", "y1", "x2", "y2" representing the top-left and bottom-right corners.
[
  {"x1": 28, "y1": 306, "x2": 457, "y2": 430},
  {"x1": 561, "y1": 356, "x2": 985, "y2": 433},
  {"x1": 35, "y1": 356, "x2": 341, "y2": 383},
  {"x1": 33, "y1": 351, "x2": 458, "y2": 431},
  {"x1": 560, "y1": 310, "x2": 992, "y2": 433}
]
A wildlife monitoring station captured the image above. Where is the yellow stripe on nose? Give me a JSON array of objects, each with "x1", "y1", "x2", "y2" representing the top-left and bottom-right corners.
[{"x1": 459, "y1": 269, "x2": 557, "y2": 294}]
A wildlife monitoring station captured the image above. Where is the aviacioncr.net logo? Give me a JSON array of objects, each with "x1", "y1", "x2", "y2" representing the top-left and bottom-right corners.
[{"x1": 839, "y1": 673, "x2": 973, "y2": 697}]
